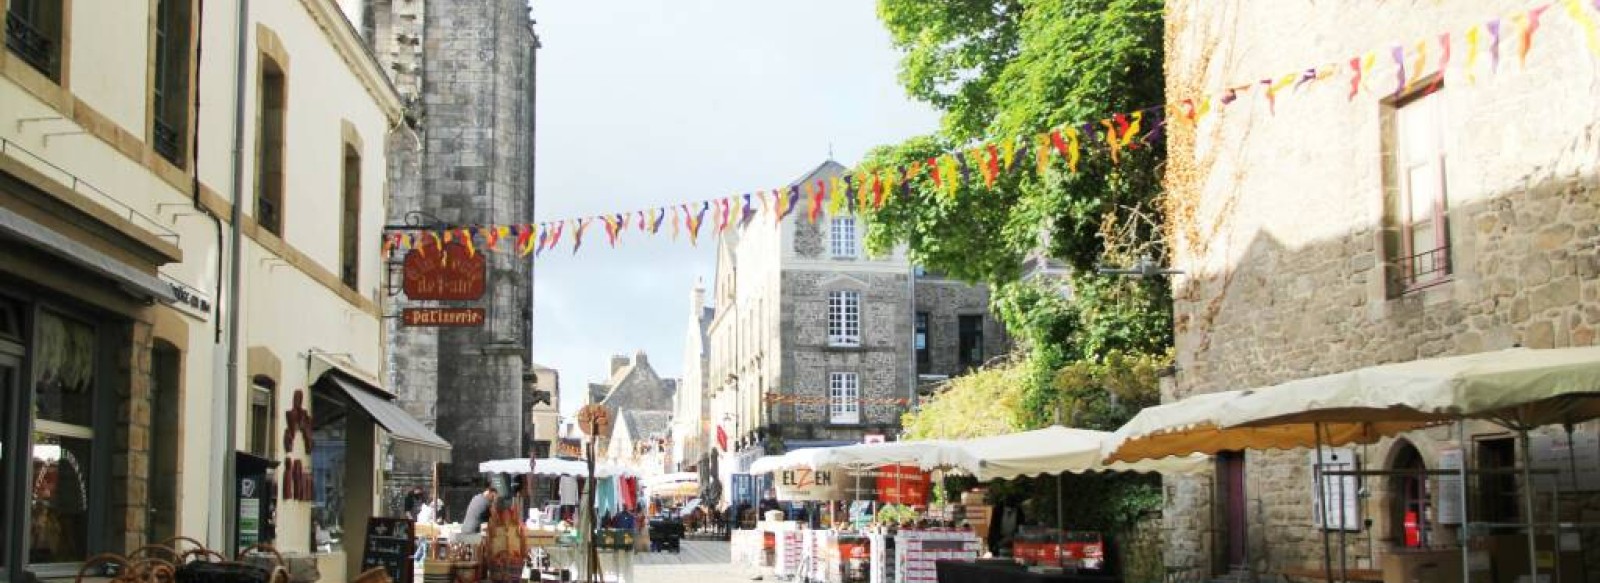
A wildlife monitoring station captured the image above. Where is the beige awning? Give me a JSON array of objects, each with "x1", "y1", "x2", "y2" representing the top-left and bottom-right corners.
[
  {"x1": 953, "y1": 426, "x2": 1209, "y2": 481},
  {"x1": 1101, "y1": 390, "x2": 1424, "y2": 464},
  {"x1": 1219, "y1": 346, "x2": 1600, "y2": 430},
  {"x1": 1104, "y1": 346, "x2": 1600, "y2": 463}
]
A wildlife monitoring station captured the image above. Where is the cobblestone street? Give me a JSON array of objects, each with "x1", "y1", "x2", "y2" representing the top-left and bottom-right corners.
[{"x1": 633, "y1": 541, "x2": 756, "y2": 583}]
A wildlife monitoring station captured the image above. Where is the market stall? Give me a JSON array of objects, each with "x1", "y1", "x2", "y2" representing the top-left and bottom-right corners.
[
  {"x1": 1104, "y1": 345, "x2": 1600, "y2": 583},
  {"x1": 473, "y1": 457, "x2": 641, "y2": 581},
  {"x1": 735, "y1": 428, "x2": 1199, "y2": 583}
]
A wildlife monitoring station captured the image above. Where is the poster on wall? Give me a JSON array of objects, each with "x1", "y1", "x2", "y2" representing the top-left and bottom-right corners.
[
  {"x1": 1436, "y1": 449, "x2": 1463, "y2": 524},
  {"x1": 1310, "y1": 448, "x2": 1360, "y2": 531}
]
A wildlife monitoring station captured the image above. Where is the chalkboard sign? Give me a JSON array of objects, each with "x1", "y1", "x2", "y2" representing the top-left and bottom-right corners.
[{"x1": 361, "y1": 517, "x2": 415, "y2": 583}]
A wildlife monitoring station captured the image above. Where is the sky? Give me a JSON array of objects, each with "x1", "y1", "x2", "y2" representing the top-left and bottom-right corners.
[{"x1": 529, "y1": 1, "x2": 940, "y2": 417}]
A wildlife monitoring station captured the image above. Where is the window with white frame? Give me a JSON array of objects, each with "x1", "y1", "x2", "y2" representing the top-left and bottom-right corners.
[
  {"x1": 830, "y1": 217, "x2": 857, "y2": 258},
  {"x1": 827, "y1": 291, "x2": 861, "y2": 347},
  {"x1": 829, "y1": 372, "x2": 860, "y2": 424}
]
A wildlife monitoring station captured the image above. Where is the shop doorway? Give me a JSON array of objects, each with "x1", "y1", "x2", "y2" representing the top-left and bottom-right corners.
[
  {"x1": 1, "y1": 339, "x2": 20, "y2": 576},
  {"x1": 147, "y1": 342, "x2": 180, "y2": 546},
  {"x1": 1388, "y1": 440, "x2": 1427, "y2": 547},
  {"x1": 1216, "y1": 451, "x2": 1248, "y2": 573}
]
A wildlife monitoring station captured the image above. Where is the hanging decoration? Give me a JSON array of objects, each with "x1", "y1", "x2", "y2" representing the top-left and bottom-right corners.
[{"x1": 381, "y1": 2, "x2": 1594, "y2": 262}]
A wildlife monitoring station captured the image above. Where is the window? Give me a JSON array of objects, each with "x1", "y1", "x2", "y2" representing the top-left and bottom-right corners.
[
  {"x1": 31, "y1": 310, "x2": 99, "y2": 564},
  {"x1": 1478, "y1": 437, "x2": 1518, "y2": 528},
  {"x1": 339, "y1": 144, "x2": 361, "y2": 288},
  {"x1": 152, "y1": 0, "x2": 194, "y2": 166},
  {"x1": 830, "y1": 217, "x2": 857, "y2": 258},
  {"x1": 914, "y1": 312, "x2": 929, "y2": 374},
  {"x1": 256, "y1": 56, "x2": 287, "y2": 237},
  {"x1": 248, "y1": 376, "x2": 276, "y2": 458},
  {"x1": 311, "y1": 391, "x2": 347, "y2": 551},
  {"x1": 1386, "y1": 88, "x2": 1450, "y2": 292},
  {"x1": 958, "y1": 315, "x2": 984, "y2": 370},
  {"x1": 6, "y1": 0, "x2": 65, "y2": 81},
  {"x1": 828, "y1": 372, "x2": 859, "y2": 425},
  {"x1": 827, "y1": 291, "x2": 860, "y2": 347}
]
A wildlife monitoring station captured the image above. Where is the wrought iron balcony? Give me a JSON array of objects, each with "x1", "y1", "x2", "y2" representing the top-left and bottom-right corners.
[
  {"x1": 1398, "y1": 244, "x2": 1451, "y2": 291},
  {"x1": 6, "y1": 12, "x2": 55, "y2": 78}
]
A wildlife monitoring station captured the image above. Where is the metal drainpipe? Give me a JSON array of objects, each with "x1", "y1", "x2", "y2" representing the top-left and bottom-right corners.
[
  {"x1": 219, "y1": 0, "x2": 251, "y2": 551},
  {"x1": 906, "y1": 262, "x2": 917, "y2": 419}
]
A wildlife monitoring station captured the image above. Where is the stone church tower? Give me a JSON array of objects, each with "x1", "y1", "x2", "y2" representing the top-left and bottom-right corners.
[{"x1": 360, "y1": 0, "x2": 539, "y2": 513}]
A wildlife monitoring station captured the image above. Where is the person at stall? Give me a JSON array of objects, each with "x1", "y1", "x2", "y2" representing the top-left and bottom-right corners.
[
  {"x1": 462, "y1": 484, "x2": 499, "y2": 534},
  {"x1": 403, "y1": 486, "x2": 425, "y2": 519},
  {"x1": 759, "y1": 490, "x2": 780, "y2": 515},
  {"x1": 417, "y1": 498, "x2": 440, "y2": 524}
]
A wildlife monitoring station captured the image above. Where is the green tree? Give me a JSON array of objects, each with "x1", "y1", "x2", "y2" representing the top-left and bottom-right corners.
[{"x1": 872, "y1": 0, "x2": 1171, "y2": 536}]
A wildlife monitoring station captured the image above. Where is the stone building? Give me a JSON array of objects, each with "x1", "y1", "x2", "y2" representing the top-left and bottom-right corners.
[
  {"x1": 1162, "y1": 1, "x2": 1600, "y2": 579},
  {"x1": 358, "y1": 0, "x2": 539, "y2": 514},
  {"x1": 606, "y1": 410, "x2": 673, "y2": 479},
  {"x1": 586, "y1": 351, "x2": 677, "y2": 461},
  {"x1": 705, "y1": 160, "x2": 1008, "y2": 504}
]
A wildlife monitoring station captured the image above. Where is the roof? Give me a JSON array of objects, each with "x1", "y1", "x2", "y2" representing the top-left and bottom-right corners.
[
  {"x1": 590, "y1": 353, "x2": 675, "y2": 412},
  {"x1": 622, "y1": 410, "x2": 673, "y2": 440},
  {"x1": 790, "y1": 159, "x2": 848, "y2": 188}
]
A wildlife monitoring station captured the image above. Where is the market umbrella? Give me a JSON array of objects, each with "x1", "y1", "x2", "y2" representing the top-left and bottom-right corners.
[
  {"x1": 1100, "y1": 390, "x2": 1424, "y2": 464},
  {"x1": 953, "y1": 426, "x2": 1209, "y2": 482},
  {"x1": 1216, "y1": 345, "x2": 1600, "y2": 583},
  {"x1": 479, "y1": 457, "x2": 637, "y2": 479}
]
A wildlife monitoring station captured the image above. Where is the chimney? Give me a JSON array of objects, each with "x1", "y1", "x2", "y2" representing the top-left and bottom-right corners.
[
  {"x1": 634, "y1": 350, "x2": 649, "y2": 368},
  {"x1": 691, "y1": 278, "x2": 706, "y2": 312},
  {"x1": 610, "y1": 355, "x2": 629, "y2": 376}
]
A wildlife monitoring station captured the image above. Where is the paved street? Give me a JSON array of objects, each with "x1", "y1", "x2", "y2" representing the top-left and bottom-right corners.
[{"x1": 634, "y1": 541, "x2": 757, "y2": 583}]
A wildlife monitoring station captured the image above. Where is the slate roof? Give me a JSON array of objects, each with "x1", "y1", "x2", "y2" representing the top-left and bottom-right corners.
[{"x1": 622, "y1": 410, "x2": 673, "y2": 440}]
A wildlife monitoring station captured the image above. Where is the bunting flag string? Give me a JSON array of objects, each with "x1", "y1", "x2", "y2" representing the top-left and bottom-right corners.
[{"x1": 380, "y1": 1, "x2": 1596, "y2": 262}]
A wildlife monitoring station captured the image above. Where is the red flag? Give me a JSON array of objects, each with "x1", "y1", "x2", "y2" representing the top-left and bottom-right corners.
[
  {"x1": 984, "y1": 144, "x2": 1000, "y2": 187},
  {"x1": 872, "y1": 173, "x2": 885, "y2": 208},
  {"x1": 716, "y1": 425, "x2": 728, "y2": 451}
]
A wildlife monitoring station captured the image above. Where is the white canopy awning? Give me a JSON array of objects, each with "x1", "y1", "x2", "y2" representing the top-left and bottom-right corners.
[
  {"x1": 642, "y1": 472, "x2": 698, "y2": 487},
  {"x1": 750, "y1": 427, "x2": 1209, "y2": 479},
  {"x1": 1219, "y1": 346, "x2": 1600, "y2": 430},
  {"x1": 478, "y1": 457, "x2": 636, "y2": 479},
  {"x1": 955, "y1": 426, "x2": 1209, "y2": 481}
]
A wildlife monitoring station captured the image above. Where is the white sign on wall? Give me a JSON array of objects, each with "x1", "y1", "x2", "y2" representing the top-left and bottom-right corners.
[
  {"x1": 1437, "y1": 448, "x2": 1463, "y2": 524},
  {"x1": 1310, "y1": 448, "x2": 1361, "y2": 531},
  {"x1": 776, "y1": 467, "x2": 846, "y2": 501}
]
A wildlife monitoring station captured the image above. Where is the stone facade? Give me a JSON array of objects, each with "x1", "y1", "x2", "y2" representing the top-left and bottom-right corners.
[
  {"x1": 705, "y1": 160, "x2": 1009, "y2": 499},
  {"x1": 1163, "y1": 0, "x2": 1600, "y2": 578},
  {"x1": 365, "y1": 0, "x2": 539, "y2": 514}
]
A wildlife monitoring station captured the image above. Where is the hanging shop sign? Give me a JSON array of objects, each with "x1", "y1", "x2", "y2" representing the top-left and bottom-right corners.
[
  {"x1": 777, "y1": 467, "x2": 846, "y2": 501},
  {"x1": 402, "y1": 308, "x2": 486, "y2": 327},
  {"x1": 402, "y1": 244, "x2": 486, "y2": 300}
]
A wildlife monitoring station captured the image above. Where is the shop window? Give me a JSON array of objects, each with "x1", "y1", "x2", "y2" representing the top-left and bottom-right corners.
[
  {"x1": 958, "y1": 315, "x2": 983, "y2": 371},
  {"x1": 148, "y1": 342, "x2": 181, "y2": 545},
  {"x1": 828, "y1": 372, "x2": 859, "y2": 425},
  {"x1": 256, "y1": 55, "x2": 287, "y2": 237},
  {"x1": 30, "y1": 309, "x2": 98, "y2": 564},
  {"x1": 1383, "y1": 86, "x2": 1451, "y2": 294},
  {"x1": 339, "y1": 143, "x2": 361, "y2": 289},
  {"x1": 830, "y1": 217, "x2": 857, "y2": 258},
  {"x1": 914, "y1": 312, "x2": 929, "y2": 374},
  {"x1": 311, "y1": 391, "x2": 347, "y2": 551},
  {"x1": 248, "y1": 376, "x2": 276, "y2": 458},
  {"x1": 151, "y1": 0, "x2": 193, "y2": 166},
  {"x1": 6, "y1": 0, "x2": 65, "y2": 81},
  {"x1": 826, "y1": 291, "x2": 860, "y2": 347}
]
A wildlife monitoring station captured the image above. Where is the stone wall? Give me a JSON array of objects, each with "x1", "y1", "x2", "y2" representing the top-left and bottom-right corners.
[
  {"x1": 779, "y1": 269, "x2": 911, "y2": 437},
  {"x1": 371, "y1": 0, "x2": 537, "y2": 514},
  {"x1": 913, "y1": 277, "x2": 1008, "y2": 378},
  {"x1": 1163, "y1": 0, "x2": 1600, "y2": 577}
]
